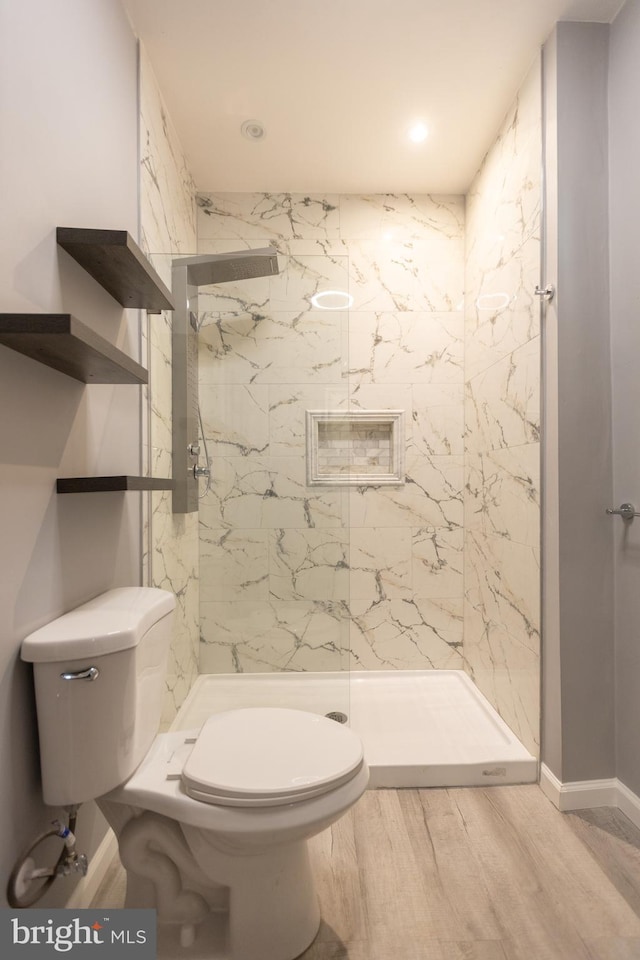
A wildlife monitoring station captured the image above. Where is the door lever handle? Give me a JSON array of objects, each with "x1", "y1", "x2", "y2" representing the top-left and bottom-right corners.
[{"x1": 606, "y1": 503, "x2": 640, "y2": 520}]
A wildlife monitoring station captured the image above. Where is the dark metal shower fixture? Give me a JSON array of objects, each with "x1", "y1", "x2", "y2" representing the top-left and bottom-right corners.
[{"x1": 171, "y1": 247, "x2": 280, "y2": 514}]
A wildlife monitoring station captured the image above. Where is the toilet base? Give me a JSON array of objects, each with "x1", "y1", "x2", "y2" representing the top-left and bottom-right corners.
[
  {"x1": 122, "y1": 842, "x2": 321, "y2": 960},
  {"x1": 182, "y1": 825, "x2": 321, "y2": 960},
  {"x1": 155, "y1": 896, "x2": 319, "y2": 960},
  {"x1": 156, "y1": 912, "x2": 227, "y2": 960},
  {"x1": 108, "y1": 805, "x2": 322, "y2": 960}
]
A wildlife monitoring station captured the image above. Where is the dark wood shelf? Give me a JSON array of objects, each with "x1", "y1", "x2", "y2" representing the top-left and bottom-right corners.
[
  {"x1": 0, "y1": 314, "x2": 148, "y2": 384},
  {"x1": 56, "y1": 476, "x2": 174, "y2": 494},
  {"x1": 57, "y1": 227, "x2": 175, "y2": 312}
]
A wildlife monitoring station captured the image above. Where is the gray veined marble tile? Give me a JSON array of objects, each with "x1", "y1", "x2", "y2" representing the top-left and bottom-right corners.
[
  {"x1": 410, "y1": 383, "x2": 464, "y2": 457},
  {"x1": 462, "y1": 56, "x2": 541, "y2": 756},
  {"x1": 197, "y1": 236, "x2": 351, "y2": 260},
  {"x1": 198, "y1": 456, "x2": 346, "y2": 529},
  {"x1": 464, "y1": 445, "x2": 540, "y2": 549},
  {"x1": 349, "y1": 527, "x2": 413, "y2": 601},
  {"x1": 464, "y1": 531, "x2": 540, "y2": 657},
  {"x1": 348, "y1": 453, "x2": 464, "y2": 530},
  {"x1": 151, "y1": 498, "x2": 200, "y2": 725},
  {"x1": 463, "y1": 529, "x2": 540, "y2": 755},
  {"x1": 200, "y1": 528, "x2": 269, "y2": 602},
  {"x1": 199, "y1": 599, "x2": 350, "y2": 674},
  {"x1": 198, "y1": 310, "x2": 344, "y2": 385},
  {"x1": 338, "y1": 194, "x2": 465, "y2": 251},
  {"x1": 268, "y1": 528, "x2": 350, "y2": 601},
  {"x1": 347, "y1": 239, "x2": 464, "y2": 313},
  {"x1": 464, "y1": 245, "x2": 540, "y2": 382},
  {"x1": 269, "y1": 253, "x2": 350, "y2": 313},
  {"x1": 464, "y1": 337, "x2": 540, "y2": 456},
  {"x1": 348, "y1": 311, "x2": 464, "y2": 387},
  {"x1": 199, "y1": 383, "x2": 270, "y2": 456},
  {"x1": 268, "y1": 384, "x2": 350, "y2": 458},
  {"x1": 465, "y1": 61, "x2": 541, "y2": 260},
  {"x1": 344, "y1": 382, "x2": 412, "y2": 417},
  {"x1": 349, "y1": 598, "x2": 464, "y2": 671},
  {"x1": 140, "y1": 47, "x2": 199, "y2": 723},
  {"x1": 412, "y1": 525, "x2": 464, "y2": 600},
  {"x1": 195, "y1": 276, "x2": 271, "y2": 318},
  {"x1": 197, "y1": 192, "x2": 340, "y2": 241},
  {"x1": 139, "y1": 47, "x2": 196, "y2": 259}
]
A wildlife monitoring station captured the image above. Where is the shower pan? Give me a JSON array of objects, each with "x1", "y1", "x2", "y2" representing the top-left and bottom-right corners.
[{"x1": 173, "y1": 670, "x2": 537, "y2": 787}]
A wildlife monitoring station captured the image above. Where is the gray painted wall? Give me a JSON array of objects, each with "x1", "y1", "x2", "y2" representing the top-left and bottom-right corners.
[
  {"x1": 609, "y1": 0, "x2": 640, "y2": 798},
  {"x1": 0, "y1": 0, "x2": 140, "y2": 906},
  {"x1": 542, "y1": 22, "x2": 616, "y2": 783}
]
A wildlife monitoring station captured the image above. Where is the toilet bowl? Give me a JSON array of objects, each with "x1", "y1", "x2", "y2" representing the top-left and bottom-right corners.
[
  {"x1": 21, "y1": 588, "x2": 368, "y2": 960},
  {"x1": 102, "y1": 708, "x2": 368, "y2": 960}
]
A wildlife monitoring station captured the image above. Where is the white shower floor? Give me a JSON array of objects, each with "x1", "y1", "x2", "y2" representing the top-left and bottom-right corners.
[{"x1": 173, "y1": 669, "x2": 538, "y2": 788}]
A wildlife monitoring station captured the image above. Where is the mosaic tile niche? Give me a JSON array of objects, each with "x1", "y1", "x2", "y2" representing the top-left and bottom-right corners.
[{"x1": 307, "y1": 411, "x2": 404, "y2": 486}]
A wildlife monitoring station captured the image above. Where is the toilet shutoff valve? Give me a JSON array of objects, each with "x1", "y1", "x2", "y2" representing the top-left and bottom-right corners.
[
  {"x1": 55, "y1": 853, "x2": 88, "y2": 878},
  {"x1": 52, "y1": 821, "x2": 89, "y2": 877}
]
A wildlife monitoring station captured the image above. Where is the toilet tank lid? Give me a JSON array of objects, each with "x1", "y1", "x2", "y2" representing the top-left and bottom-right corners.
[{"x1": 21, "y1": 588, "x2": 175, "y2": 663}]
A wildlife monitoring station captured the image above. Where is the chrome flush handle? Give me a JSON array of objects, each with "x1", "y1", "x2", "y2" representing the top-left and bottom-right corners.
[{"x1": 60, "y1": 667, "x2": 100, "y2": 681}]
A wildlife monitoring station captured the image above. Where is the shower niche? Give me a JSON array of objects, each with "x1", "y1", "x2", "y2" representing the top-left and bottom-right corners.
[{"x1": 306, "y1": 410, "x2": 404, "y2": 486}]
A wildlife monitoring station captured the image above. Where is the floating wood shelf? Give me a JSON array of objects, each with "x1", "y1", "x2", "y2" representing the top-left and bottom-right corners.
[
  {"x1": 0, "y1": 314, "x2": 148, "y2": 384},
  {"x1": 56, "y1": 476, "x2": 174, "y2": 494},
  {"x1": 57, "y1": 227, "x2": 175, "y2": 312}
]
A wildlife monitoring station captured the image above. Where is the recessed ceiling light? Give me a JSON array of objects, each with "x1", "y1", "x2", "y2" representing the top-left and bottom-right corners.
[
  {"x1": 408, "y1": 121, "x2": 428, "y2": 143},
  {"x1": 241, "y1": 119, "x2": 266, "y2": 141}
]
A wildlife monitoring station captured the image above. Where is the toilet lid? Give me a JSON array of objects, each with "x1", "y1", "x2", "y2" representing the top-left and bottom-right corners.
[{"x1": 181, "y1": 708, "x2": 364, "y2": 808}]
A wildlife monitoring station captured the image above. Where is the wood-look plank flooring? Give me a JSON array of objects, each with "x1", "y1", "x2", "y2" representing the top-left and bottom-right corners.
[{"x1": 90, "y1": 785, "x2": 640, "y2": 959}]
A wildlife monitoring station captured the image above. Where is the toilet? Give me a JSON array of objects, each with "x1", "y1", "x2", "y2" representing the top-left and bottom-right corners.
[{"x1": 21, "y1": 587, "x2": 369, "y2": 960}]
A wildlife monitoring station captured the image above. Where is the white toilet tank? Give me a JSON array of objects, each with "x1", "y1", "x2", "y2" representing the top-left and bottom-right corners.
[{"x1": 21, "y1": 587, "x2": 175, "y2": 807}]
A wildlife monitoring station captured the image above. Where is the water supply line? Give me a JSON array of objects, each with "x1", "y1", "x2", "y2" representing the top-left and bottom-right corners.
[
  {"x1": 7, "y1": 807, "x2": 88, "y2": 907},
  {"x1": 196, "y1": 402, "x2": 212, "y2": 499}
]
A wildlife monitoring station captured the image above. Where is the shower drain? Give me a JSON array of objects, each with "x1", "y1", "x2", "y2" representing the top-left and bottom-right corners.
[{"x1": 325, "y1": 711, "x2": 348, "y2": 724}]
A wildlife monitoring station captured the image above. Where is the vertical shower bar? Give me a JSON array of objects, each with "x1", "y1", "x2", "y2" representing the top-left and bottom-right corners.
[
  {"x1": 171, "y1": 248, "x2": 280, "y2": 513},
  {"x1": 171, "y1": 261, "x2": 200, "y2": 513}
]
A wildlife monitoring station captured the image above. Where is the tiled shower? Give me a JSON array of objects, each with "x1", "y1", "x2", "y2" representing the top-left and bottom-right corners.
[{"x1": 142, "y1": 47, "x2": 541, "y2": 759}]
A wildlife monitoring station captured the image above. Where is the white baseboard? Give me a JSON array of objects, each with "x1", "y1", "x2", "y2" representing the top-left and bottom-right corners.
[
  {"x1": 65, "y1": 829, "x2": 119, "y2": 910},
  {"x1": 540, "y1": 763, "x2": 640, "y2": 830},
  {"x1": 615, "y1": 778, "x2": 640, "y2": 830}
]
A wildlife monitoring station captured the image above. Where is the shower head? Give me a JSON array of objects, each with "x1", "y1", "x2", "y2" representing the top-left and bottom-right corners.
[{"x1": 172, "y1": 247, "x2": 280, "y2": 287}]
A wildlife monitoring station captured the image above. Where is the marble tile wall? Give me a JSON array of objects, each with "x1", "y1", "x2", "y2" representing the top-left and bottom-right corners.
[
  {"x1": 139, "y1": 47, "x2": 199, "y2": 724},
  {"x1": 196, "y1": 192, "x2": 466, "y2": 674},
  {"x1": 463, "y1": 58, "x2": 542, "y2": 757}
]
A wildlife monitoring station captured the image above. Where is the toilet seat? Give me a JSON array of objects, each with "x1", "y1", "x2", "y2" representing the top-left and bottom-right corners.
[{"x1": 181, "y1": 708, "x2": 364, "y2": 808}]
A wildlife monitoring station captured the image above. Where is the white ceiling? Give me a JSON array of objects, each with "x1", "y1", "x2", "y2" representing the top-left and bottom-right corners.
[{"x1": 122, "y1": 0, "x2": 625, "y2": 195}]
